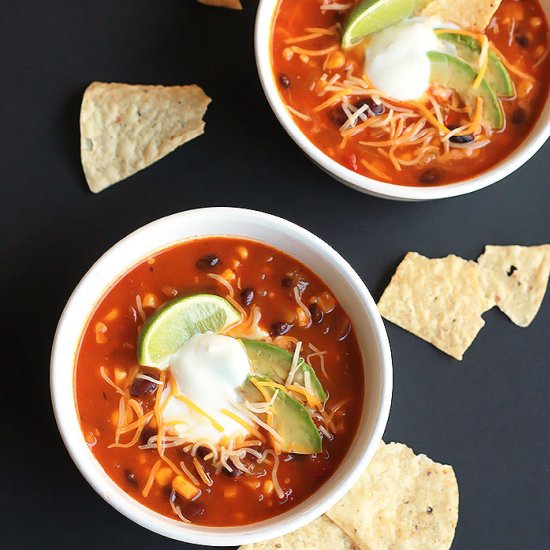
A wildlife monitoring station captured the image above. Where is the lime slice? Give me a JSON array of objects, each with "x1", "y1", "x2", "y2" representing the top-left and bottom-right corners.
[
  {"x1": 137, "y1": 294, "x2": 242, "y2": 368},
  {"x1": 341, "y1": 0, "x2": 424, "y2": 48}
]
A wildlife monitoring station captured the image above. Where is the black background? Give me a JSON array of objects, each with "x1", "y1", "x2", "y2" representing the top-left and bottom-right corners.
[{"x1": 1, "y1": 1, "x2": 549, "y2": 549}]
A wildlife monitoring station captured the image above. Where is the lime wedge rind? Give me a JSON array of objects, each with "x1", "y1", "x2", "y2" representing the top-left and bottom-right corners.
[
  {"x1": 137, "y1": 294, "x2": 242, "y2": 368},
  {"x1": 342, "y1": 0, "x2": 423, "y2": 48}
]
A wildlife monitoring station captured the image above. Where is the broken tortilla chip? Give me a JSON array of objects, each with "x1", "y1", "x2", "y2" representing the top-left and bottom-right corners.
[
  {"x1": 477, "y1": 245, "x2": 550, "y2": 327},
  {"x1": 421, "y1": 0, "x2": 502, "y2": 32},
  {"x1": 378, "y1": 252, "x2": 493, "y2": 360},
  {"x1": 198, "y1": 0, "x2": 243, "y2": 9},
  {"x1": 239, "y1": 515, "x2": 356, "y2": 550},
  {"x1": 80, "y1": 82, "x2": 211, "y2": 193},
  {"x1": 327, "y1": 442, "x2": 459, "y2": 550}
]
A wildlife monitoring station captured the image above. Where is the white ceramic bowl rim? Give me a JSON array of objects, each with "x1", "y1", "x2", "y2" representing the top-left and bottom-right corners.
[
  {"x1": 254, "y1": 0, "x2": 550, "y2": 201},
  {"x1": 50, "y1": 207, "x2": 392, "y2": 546}
]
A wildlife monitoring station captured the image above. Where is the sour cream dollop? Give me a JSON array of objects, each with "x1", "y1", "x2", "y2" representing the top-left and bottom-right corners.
[
  {"x1": 161, "y1": 333, "x2": 251, "y2": 443},
  {"x1": 364, "y1": 19, "x2": 449, "y2": 101}
]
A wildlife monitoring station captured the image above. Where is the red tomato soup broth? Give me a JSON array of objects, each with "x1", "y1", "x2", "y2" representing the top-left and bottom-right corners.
[
  {"x1": 75, "y1": 237, "x2": 364, "y2": 526},
  {"x1": 271, "y1": 0, "x2": 550, "y2": 187}
]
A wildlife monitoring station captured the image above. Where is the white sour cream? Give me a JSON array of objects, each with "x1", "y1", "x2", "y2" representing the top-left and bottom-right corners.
[
  {"x1": 364, "y1": 18, "x2": 452, "y2": 101},
  {"x1": 161, "y1": 333, "x2": 251, "y2": 443}
]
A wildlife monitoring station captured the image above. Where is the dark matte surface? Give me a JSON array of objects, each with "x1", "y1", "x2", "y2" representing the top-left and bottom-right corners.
[{"x1": 1, "y1": 1, "x2": 549, "y2": 548}]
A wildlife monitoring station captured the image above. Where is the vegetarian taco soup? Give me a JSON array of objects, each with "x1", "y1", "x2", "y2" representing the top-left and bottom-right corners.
[
  {"x1": 75, "y1": 237, "x2": 364, "y2": 526},
  {"x1": 271, "y1": 0, "x2": 550, "y2": 186}
]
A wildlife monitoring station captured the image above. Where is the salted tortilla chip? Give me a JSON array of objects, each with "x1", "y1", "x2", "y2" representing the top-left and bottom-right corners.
[
  {"x1": 421, "y1": 0, "x2": 502, "y2": 32},
  {"x1": 327, "y1": 442, "x2": 459, "y2": 550},
  {"x1": 239, "y1": 514, "x2": 356, "y2": 550},
  {"x1": 378, "y1": 252, "x2": 493, "y2": 360},
  {"x1": 198, "y1": 0, "x2": 243, "y2": 9},
  {"x1": 477, "y1": 245, "x2": 550, "y2": 327},
  {"x1": 80, "y1": 82, "x2": 211, "y2": 193}
]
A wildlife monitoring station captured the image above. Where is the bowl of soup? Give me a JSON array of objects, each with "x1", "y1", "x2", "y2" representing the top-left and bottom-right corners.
[
  {"x1": 255, "y1": 0, "x2": 550, "y2": 200},
  {"x1": 50, "y1": 208, "x2": 392, "y2": 546}
]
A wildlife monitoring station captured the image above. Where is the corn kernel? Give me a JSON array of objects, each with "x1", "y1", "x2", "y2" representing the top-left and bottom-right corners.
[
  {"x1": 156, "y1": 467, "x2": 173, "y2": 486},
  {"x1": 264, "y1": 480, "x2": 274, "y2": 495},
  {"x1": 296, "y1": 307, "x2": 310, "y2": 327},
  {"x1": 517, "y1": 79, "x2": 534, "y2": 99},
  {"x1": 95, "y1": 322, "x2": 108, "y2": 344},
  {"x1": 299, "y1": 54, "x2": 310, "y2": 64},
  {"x1": 221, "y1": 268, "x2": 236, "y2": 281},
  {"x1": 530, "y1": 16, "x2": 543, "y2": 28},
  {"x1": 147, "y1": 258, "x2": 156, "y2": 265},
  {"x1": 114, "y1": 367, "x2": 127, "y2": 382},
  {"x1": 535, "y1": 44, "x2": 545, "y2": 58},
  {"x1": 224, "y1": 486, "x2": 238, "y2": 498},
  {"x1": 237, "y1": 246, "x2": 249, "y2": 260},
  {"x1": 104, "y1": 308, "x2": 119, "y2": 321},
  {"x1": 282, "y1": 47, "x2": 293, "y2": 61},
  {"x1": 85, "y1": 432, "x2": 96, "y2": 445},
  {"x1": 142, "y1": 293, "x2": 158, "y2": 308},
  {"x1": 317, "y1": 291, "x2": 336, "y2": 313},
  {"x1": 324, "y1": 51, "x2": 345, "y2": 70},
  {"x1": 172, "y1": 475, "x2": 200, "y2": 500}
]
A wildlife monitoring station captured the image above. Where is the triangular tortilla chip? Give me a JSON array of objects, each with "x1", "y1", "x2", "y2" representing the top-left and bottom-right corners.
[
  {"x1": 421, "y1": 0, "x2": 502, "y2": 32},
  {"x1": 477, "y1": 245, "x2": 550, "y2": 327},
  {"x1": 80, "y1": 82, "x2": 211, "y2": 193},
  {"x1": 198, "y1": 0, "x2": 243, "y2": 9},
  {"x1": 239, "y1": 515, "x2": 356, "y2": 550},
  {"x1": 378, "y1": 252, "x2": 494, "y2": 360},
  {"x1": 326, "y1": 442, "x2": 459, "y2": 550}
]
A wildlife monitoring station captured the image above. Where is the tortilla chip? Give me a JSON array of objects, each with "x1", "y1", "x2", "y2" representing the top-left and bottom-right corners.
[
  {"x1": 327, "y1": 442, "x2": 459, "y2": 550},
  {"x1": 477, "y1": 245, "x2": 550, "y2": 327},
  {"x1": 198, "y1": 0, "x2": 243, "y2": 9},
  {"x1": 80, "y1": 82, "x2": 211, "y2": 193},
  {"x1": 378, "y1": 252, "x2": 493, "y2": 360},
  {"x1": 239, "y1": 515, "x2": 356, "y2": 550},
  {"x1": 421, "y1": 0, "x2": 502, "y2": 32}
]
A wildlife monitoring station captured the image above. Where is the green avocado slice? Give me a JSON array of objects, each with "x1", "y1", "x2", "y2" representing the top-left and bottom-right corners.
[
  {"x1": 242, "y1": 376, "x2": 322, "y2": 454},
  {"x1": 241, "y1": 339, "x2": 327, "y2": 403},
  {"x1": 428, "y1": 51, "x2": 504, "y2": 130},
  {"x1": 437, "y1": 32, "x2": 514, "y2": 97}
]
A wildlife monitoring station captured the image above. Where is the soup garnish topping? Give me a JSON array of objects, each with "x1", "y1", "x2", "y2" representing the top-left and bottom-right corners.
[
  {"x1": 272, "y1": 0, "x2": 549, "y2": 186},
  {"x1": 76, "y1": 237, "x2": 363, "y2": 525}
]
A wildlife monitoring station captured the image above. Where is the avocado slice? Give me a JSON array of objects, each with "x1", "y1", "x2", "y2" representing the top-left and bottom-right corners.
[
  {"x1": 437, "y1": 33, "x2": 514, "y2": 97},
  {"x1": 241, "y1": 339, "x2": 327, "y2": 403},
  {"x1": 242, "y1": 376, "x2": 322, "y2": 454},
  {"x1": 428, "y1": 51, "x2": 504, "y2": 130}
]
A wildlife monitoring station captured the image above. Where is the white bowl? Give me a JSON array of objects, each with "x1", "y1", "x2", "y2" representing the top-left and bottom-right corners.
[
  {"x1": 255, "y1": 0, "x2": 550, "y2": 201},
  {"x1": 50, "y1": 207, "x2": 392, "y2": 546}
]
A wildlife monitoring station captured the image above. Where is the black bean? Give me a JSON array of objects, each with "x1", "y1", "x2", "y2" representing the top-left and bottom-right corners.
[
  {"x1": 125, "y1": 469, "x2": 138, "y2": 487},
  {"x1": 356, "y1": 97, "x2": 385, "y2": 116},
  {"x1": 194, "y1": 447, "x2": 209, "y2": 459},
  {"x1": 223, "y1": 463, "x2": 242, "y2": 479},
  {"x1": 511, "y1": 108, "x2": 527, "y2": 125},
  {"x1": 130, "y1": 377, "x2": 158, "y2": 397},
  {"x1": 181, "y1": 501, "x2": 206, "y2": 518},
  {"x1": 271, "y1": 322, "x2": 293, "y2": 336},
  {"x1": 449, "y1": 133, "x2": 474, "y2": 144},
  {"x1": 140, "y1": 426, "x2": 157, "y2": 445},
  {"x1": 281, "y1": 276, "x2": 293, "y2": 287},
  {"x1": 330, "y1": 107, "x2": 348, "y2": 126},
  {"x1": 279, "y1": 73, "x2": 291, "y2": 88},
  {"x1": 309, "y1": 303, "x2": 324, "y2": 324},
  {"x1": 240, "y1": 287, "x2": 255, "y2": 307},
  {"x1": 195, "y1": 253, "x2": 219, "y2": 270},
  {"x1": 515, "y1": 34, "x2": 529, "y2": 48},
  {"x1": 418, "y1": 167, "x2": 444, "y2": 185}
]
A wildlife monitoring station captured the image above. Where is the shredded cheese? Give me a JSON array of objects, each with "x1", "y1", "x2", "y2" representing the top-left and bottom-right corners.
[{"x1": 473, "y1": 34, "x2": 489, "y2": 89}]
